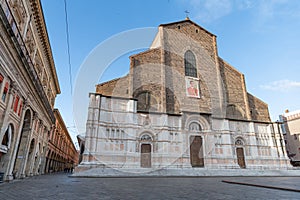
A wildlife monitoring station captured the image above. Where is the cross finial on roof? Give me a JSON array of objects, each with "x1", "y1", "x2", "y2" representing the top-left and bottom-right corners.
[{"x1": 185, "y1": 10, "x2": 190, "y2": 20}]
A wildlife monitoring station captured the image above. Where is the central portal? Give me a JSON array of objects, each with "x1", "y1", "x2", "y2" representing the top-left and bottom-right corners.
[
  {"x1": 190, "y1": 136, "x2": 204, "y2": 167},
  {"x1": 141, "y1": 144, "x2": 151, "y2": 168}
]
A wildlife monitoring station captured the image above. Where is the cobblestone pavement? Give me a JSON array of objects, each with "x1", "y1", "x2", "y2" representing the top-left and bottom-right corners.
[{"x1": 1, "y1": 173, "x2": 300, "y2": 200}]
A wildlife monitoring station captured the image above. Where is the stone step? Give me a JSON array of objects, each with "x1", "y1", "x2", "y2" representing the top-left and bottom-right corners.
[{"x1": 72, "y1": 166, "x2": 300, "y2": 177}]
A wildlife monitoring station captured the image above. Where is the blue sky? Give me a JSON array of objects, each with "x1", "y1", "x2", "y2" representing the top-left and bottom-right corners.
[{"x1": 41, "y1": 0, "x2": 300, "y2": 147}]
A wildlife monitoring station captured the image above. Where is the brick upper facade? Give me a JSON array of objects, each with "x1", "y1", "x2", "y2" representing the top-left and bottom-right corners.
[{"x1": 96, "y1": 19, "x2": 271, "y2": 122}]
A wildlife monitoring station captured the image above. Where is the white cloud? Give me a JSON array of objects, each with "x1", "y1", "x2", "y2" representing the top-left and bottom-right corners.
[
  {"x1": 236, "y1": 0, "x2": 255, "y2": 10},
  {"x1": 260, "y1": 80, "x2": 300, "y2": 92},
  {"x1": 186, "y1": 0, "x2": 233, "y2": 22},
  {"x1": 255, "y1": 0, "x2": 290, "y2": 22},
  {"x1": 184, "y1": 0, "x2": 300, "y2": 23},
  {"x1": 186, "y1": 0, "x2": 255, "y2": 22}
]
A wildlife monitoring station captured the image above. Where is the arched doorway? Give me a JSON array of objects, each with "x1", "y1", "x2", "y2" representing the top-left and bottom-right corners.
[
  {"x1": 13, "y1": 109, "x2": 32, "y2": 178},
  {"x1": 235, "y1": 138, "x2": 246, "y2": 168},
  {"x1": 140, "y1": 134, "x2": 152, "y2": 168},
  {"x1": 0, "y1": 124, "x2": 14, "y2": 174},
  {"x1": 189, "y1": 122, "x2": 204, "y2": 167},
  {"x1": 190, "y1": 136, "x2": 204, "y2": 167}
]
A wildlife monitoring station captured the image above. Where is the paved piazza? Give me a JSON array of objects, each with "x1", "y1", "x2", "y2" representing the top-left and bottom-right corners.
[{"x1": 0, "y1": 174, "x2": 300, "y2": 199}]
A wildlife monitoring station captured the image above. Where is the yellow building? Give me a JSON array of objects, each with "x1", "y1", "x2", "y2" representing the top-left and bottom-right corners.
[
  {"x1": 0, "y1": 0, "x2": 66, "y2": 181},
  {"x1": 280, "y1": 110, "x2": 300, "y2": 166},
  {"x1": 45, "y1": 109, "x2": 78, "y2": 173}
]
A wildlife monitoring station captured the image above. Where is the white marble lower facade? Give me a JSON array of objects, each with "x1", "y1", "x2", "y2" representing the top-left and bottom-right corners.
[{"x1": 76, "y1": 94, "x2": 290, "y2": 174}]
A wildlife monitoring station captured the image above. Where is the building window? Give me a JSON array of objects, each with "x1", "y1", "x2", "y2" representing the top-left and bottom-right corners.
[
  {"x1": 1, "y1": 124, "x2": 13, "y2": 152},
  {"x1": 169, "y1": 132, "x2": 178, "y2": 142},
  {"x1": 106, "y1": 128, "x2": 110, "y2": 138},
  {"x1": 0, "y1": 73, "x2": 3, "y2": 86},
  {"x1": 2, "y1": 82, "x2": 9, "y2": 102},
  {"x1": 121, "y1": 130, "x2": 125, "y2": 140},
  {"x1": 2, "y1": 129, "x2": 9, "y2": 146},
  {"x1": 18, "y1": 100, "x2": 23, "y2": 116},
  {"x1": 184, "y1": 50, "x2": 197, "y2": 77},
  {"x1": 116, "y1": 129, "x2": 120, "y2": 138},
  {"x1": 0, "y1": 74, "x2": 3, "y2": 100},
  {"x1": 36, "y1": 121, "x2": 40, "y2": 132},
  {"x1": 13, "y1": 95, "x2": 19, "y2": 112}
]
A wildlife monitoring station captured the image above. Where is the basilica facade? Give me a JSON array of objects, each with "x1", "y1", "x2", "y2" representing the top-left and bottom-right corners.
[{"x1": 78, "y1": 18, "x2": 289, "y2": 173}]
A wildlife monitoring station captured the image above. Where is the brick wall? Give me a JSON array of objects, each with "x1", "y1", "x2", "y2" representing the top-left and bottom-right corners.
[
  {"x1": 247, "y1": 93, "x2": 271, "y2": 122},
  {"x1": 161, "y1": 20, "x2": 216, "y2": 61},
  {"x1": 96, "y1": 76, "x2": 129, "y2": 98},
  {"x1": 219, "y1": 58, "x2": 249, "y2": 120},
  {"x1": 95, "y1": 19, "x2": 271, "y2": 123},
  {"x1": 130, "y1": 48, "x2": 164, "y2": 112},
  {"x1": 160, "y1": 21, "x2": 219, "y2": 114},
  {"x1": 164, "y1": 50, "x2": 212, "y2": 114}
]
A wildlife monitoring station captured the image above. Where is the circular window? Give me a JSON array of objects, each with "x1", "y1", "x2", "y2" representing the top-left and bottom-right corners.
[{"x1": 235, "y1": 139, "x2": 244, "y2": 146}]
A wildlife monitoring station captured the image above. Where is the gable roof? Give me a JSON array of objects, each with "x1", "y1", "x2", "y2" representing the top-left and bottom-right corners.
[
  {"x1": 159, "y1": 18, "x2": 216, "y2": 37},
  {"x1": 96, "y1": 77, "x2": 122, "y2": 87}
]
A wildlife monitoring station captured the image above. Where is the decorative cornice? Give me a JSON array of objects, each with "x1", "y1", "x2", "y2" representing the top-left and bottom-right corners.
[{"x1": 29, "y1": 0, "x2": 60, "y2": 94}]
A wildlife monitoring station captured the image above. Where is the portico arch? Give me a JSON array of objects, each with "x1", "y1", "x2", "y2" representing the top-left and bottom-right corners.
[
  {"x1": 25, "y1": 138, "x2": 35, "y2": 176},
  {"x1": 0, "y1": 124, "x2": 14, "y2": 175},
  {"x1": 33, "y1": 143, "x2": 41, "y2": 174},
  {"x1": 13, "y1": 109, "x2": 32, "y2": 178}
]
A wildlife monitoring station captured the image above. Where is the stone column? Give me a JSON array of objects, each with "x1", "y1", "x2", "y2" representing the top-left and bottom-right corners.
[
  {"x1": 5, "y1": 86, "x2": 31, "y2": 180},
  {"x1": 28, "y1": 138, "x2": 38, "y2": 176},
  {"x1": 18, "y1": 112, "x2": 38, "y2": 178},
  {"x1": 40, "y1": 126, "x2": 49, "y2": 174}
]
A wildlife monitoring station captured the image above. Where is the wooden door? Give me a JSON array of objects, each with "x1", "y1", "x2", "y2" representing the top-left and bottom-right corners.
[
  {"x1": 236, "y1": 147, "x2": 246, "y2": 168},
  {"x1": 190, "y1": 136, "x2": 204, "y2": 167},
  {"x1": 141, "y1": 144, "x2": 151, "y2": 168}
]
